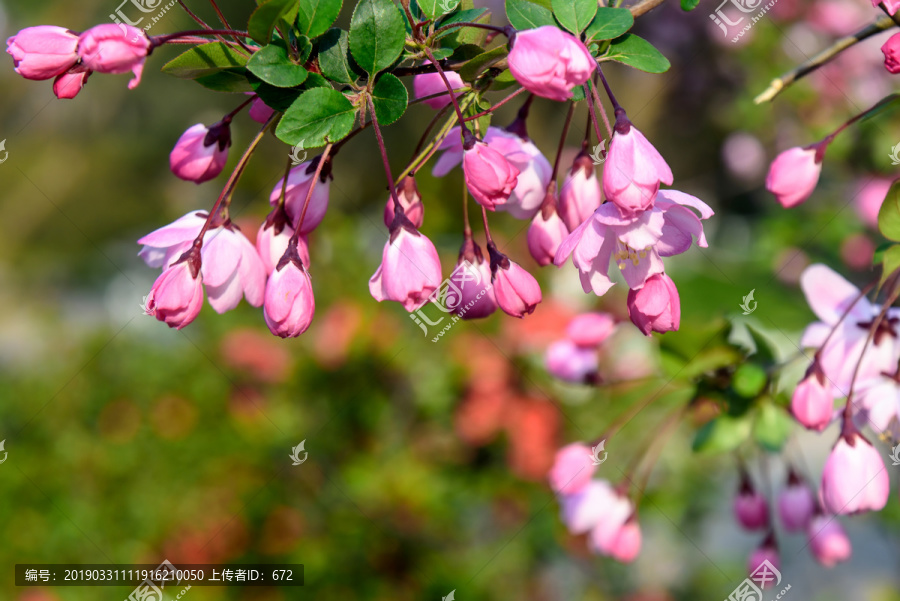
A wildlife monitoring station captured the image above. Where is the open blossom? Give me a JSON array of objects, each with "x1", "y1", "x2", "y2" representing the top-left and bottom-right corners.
[
  {"x1": 384, "y1": 176, "x2": 424, "y2": 229},
  {"x1": 145, "y1": 256, "x2": 204, "y2": 329},
  {"x1": 799, "y1": 264, "x2": 900, "y2": 394},
  {"x1": 434, "y1": 127, "x2": 551, "y2": 219},
  {"x1": 169, "y1": 123, "x2": 231, "y2": 184},
  {"x1": 791, "y1": 366, "x2": 835, "y2": 431},
  {"x1": 6, "y1": 26, "x2": 79, "y2": 80},
  {"x1": 777, "y1": 471, "x2": 815, "y2": 532},
  {"x1": 856, "y1": 375, "x2": 900, "y2": 438},
  {"x1": 463, "y1": 139, "x2": 520, "y2": 210},
  {"x1": 269, "y1": 159, "x2": 331, "y2": 234},
  {"x1": 555, "y1": 190, "x2": 712, "y2": 296},
  {"x1": 603, "y1": 111, "x2": 673, "y2": 216},
  {"x1": 766, "y1": 146, "x2": 824, "y2": 208},
  {"x1": 548, "y1": 443, "x2": 596, "y2": 494},
  {"x1": 412, "y1": 71, "x2": 465, "y2": 109},
  {"x1": 808, "y1": 514, "x2": 851, "y2": 567},
  {"x1": 559, "y1": 154, "x2": 602, "y2": 231},
  {"x1": 734, "y1": 472, "x2": 769, "y2": 531},
  {"x1": 490, "y1": 250, "x2": 542, "y2": 318},
  {"x1": 507, "y1": 26, "x2": 594, "y2": 102},
  {"x1": 369, "y1": 221, "x2": 442, "y2": 312},
  {"x1": 560, "y1": 479, "x2": 615, "y2": 534},
  {"x1": 820, "y1": 431, "x2": 889, "y2": 515},
  {"x1": 137, "y1": 211, "x2": 265, "y2": 313},
  {"x1": 264, "y1": 241, "x2": 315, "y2": 338},
  {"x1": 527, "y1": 203, "x2": 569, "y2": 266},
  {"x1": 453, "y1": 240, "x2": 497, "y2": 320},
  {"x1": 77, "y1": 24, "x2": 150, "y2": 89}
]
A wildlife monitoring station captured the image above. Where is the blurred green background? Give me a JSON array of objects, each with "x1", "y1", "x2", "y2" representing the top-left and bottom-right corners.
[{"x1": 2, "y1": 0, "x2": 900, "y2": 599}]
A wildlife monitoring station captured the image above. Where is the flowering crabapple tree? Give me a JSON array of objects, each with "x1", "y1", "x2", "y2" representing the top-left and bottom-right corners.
[{"x1": 7, "y1": 0, "x2": 900, "y2": 585}]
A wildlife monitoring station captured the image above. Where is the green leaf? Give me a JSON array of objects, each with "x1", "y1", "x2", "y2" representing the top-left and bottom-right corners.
[
  {"x1": 753, "y1": 401, "x2": 793, "y2": 452},
  {"x1": 304, "y1": 72, "x2": 332, "y2": 89},
  {"x1": 318, "y1": 29, "x2": 356, "y2": 85},
  {"x1": 371, "y1": 73, "x2": 408, "y2": 126},
  {"x1": 877, "y1": 179, "x2": 900, "y2": 241},
  {"x1": 605, "y1": 34, "x2": 670, "y2": 73},
  {"x1": 195, "y1": 69, "x2": 254, "y2": 93},
  {"x1": 505, "y1": 0, "x2": 556, "y2": 29},
  {"x1": 161, "y1": 42, "x2": 248, "y2": 79},
  {"x1": 745, "y1": 324, "x2": 776, "y2": 365},
  {"x1": 692, "y1": 414, "x2": 752, "y2": 453},
  {"x1": 296, "y1": 0, "x2": 343, "y2": 38},
  {"x1": 681, "y1": 0, "x2": 701, "y2": 9},
  {"x1": 489, "y1": 69, "x2": 517, "y2": 90},
  {"x1": 276, "y1": 87, "x2": 357, "y2": 147},
  {"x1": 570, "y1": 84, "x2": 585, "y2": 101},
  {"x1": 248, "y1": 0, "x2": 300, "y2": 45},
  {"x1": 436, "y1": 8, "x2": 491, "y2": 47},
  {"x1": 552, "y1": 0, "x2": 596, "y2": 34},
  {"x1": 419, "y1": 0, "x2": 457, "y2": 18},
  {"x1": 249, "y1": 78, "x2": 303, "y2": 111},
  {"x1": 879, "y1": 244, "x2": 900, "y2": 288},
  {"x1": 459, "y1": 46, "x2": 507, "y2": 81},
  {"x1": 349, "y1": 0, "x2": 406, "y2": 75},
  {"x1": 732, "y1": 363, "x2": 768, "y2": 399},
  {"x1": 584, "y1": 7, "x2": 633, "y2": 41},
  {"x1": 246, "y1": 44, "x2": 308, "y2": 88}
]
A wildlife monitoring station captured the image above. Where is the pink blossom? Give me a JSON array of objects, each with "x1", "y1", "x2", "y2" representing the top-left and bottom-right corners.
[
  {"x1": 587, "y1": 487, "x2": 637, "y2": 559},
  {"x1": 807, "y1": 514, "x2": 852, "y2": 567},
  {"x1": 559, "y1": 154, "x2": 602, "y2": 231},
  {"x1": 452, "y1": 241, "x2": 497, "y2": 320},
  {"x1": 853, "y1": 177, "x2": 892, "y2": 228},
  {"x1": 369, "y1": 225, "x2": 442, "y2": 312},
  {"x1": 627, "y1": 273, "x2": 681, "y2": 336},
  {"x1": 734, "y1": 473, "x2": 769, "y2": 531},
  {"x1": 490, "y1": 251, "x2": 542, "y2": 318},
  {"x1": 269, "y1": 160, "x2": 331, "y2": 234},
  {"x1": 791, "y1": 367, "x2": 836, "y2": 432},
  {"x1": 548, "y1": 443, "x2": 596, "y2": 494},
  {"x1": 855, "y1": 375, "x2": 900, "y2": 437},
  {"x1": 555, "y1": 190, "x2": 712, "y2": 295},
  {"x1": 6, "y1": 26, "x2": 79, "y2": 80},
  {"x1": 878, "y1": 0, "x2": 900, "y2": 16},
  {"x1": 384, "y1": 177, "x2": 424, "y2": 229},
  {"x1": 777, "y1": 472, "x2": 815, "y2": 532},
  {"x1": 507, "y1": 26, "x2": 594, "y2": 102},
  {"x1": 748, "y1": 538, "x2": 780, "y2": 588},
  {"x1": 884, "y1": 33, "x2": 900, "y2": 74},
  {"x1": 603, "y1": 111, "x2": 673, "y2": 216},
  {"x1": 53, "y1": 69, "x2": 90, "y2": 99},
  {"x1": 249, "y1": 95, "x2": 275, "y2": 123},
  {"x1": 256, "y1": 211, "x2": 309, "y2": 275},
  {"x1": 412, "y1": 71, "x2": 465, "y2": 109},
  {"x1": 138, "y1": 212, "x2": 265, "y2": 313},
  {"x1": 545, "y1": 340, "x2": 598, "y2": 383},
  {"x1": 766, "y1": 146, "x2": 824, "y2": 208},
  {"x1": 77, "y1": 24, "x2": 150, "y2": 89},
  {"x1": 820, "y1": 431, "x2": 889, "y2": 515},
  {"x1": 145, "y1": 256, "x2": 204, "y2": 329},
  {"x1": 603, "y1": 516, "x2": 642, "y2": 563},
  {"x1": 566, "y1": 312, "x2": 616, "y2": 348},
  {"x1": 263, "y1": 242, "x2": 315, "y2": 338},
  {"x1": 560, "y1": 479, "x2": 618, "y2": 534},
  {"x1": 527, "y1": 204, "x2": 569, "y2": 266},
  {"x1": 169, "y1": 123, "x2": 231, "y2": 184},
  {"x1": 463, "y1": 139, "x2": 520, "y2": 210}
]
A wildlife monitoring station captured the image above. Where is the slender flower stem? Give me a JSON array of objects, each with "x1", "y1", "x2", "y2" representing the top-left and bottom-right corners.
[
  {"x1": 629, "y1": 408, "x2": 685, "y2": 504},
  {"x1": 480, "y1": 206, "x2": 494, "y2": 246},
  {"x1": 550, "y1": 103, "x2": 576, "y2": 186},
  {"x1": 461, "y1": 87, "x2": 528, "y2": 122},
  {"x1": 195, "y1": 114, "x2": 276, "y2": 242},
  {"x1": 629, "y1": 0, "x2": 668, "y2": 16},
  {"x1": 366, "y1": 95, "x2": 403, "y2": 208},
  {"x1": 395, "y1": 95, "x2": 476, "y2": 182},
  {"x1": 432, "y1": 21, "x2": 512, "y2": 36},
  {"x1": 583, "y1": 83, "x2": 607, "y2": 147},
  {"x1": 596, "y1": 65, "x2": 622, "y2": 111},
  {"x1": 293, "y1": 144, "x2": 334, "y2": 241},
  {"x1": 589, "y1": 74, "x2": 614, "y2": 138},
  {"x1": 152, "y1": 29, "x2": 254, "y2": 46},
  {"x1": 411, "y1": 103, "x2": 453, "y2": 162},
  {"x1": 824, "y1": 94, "x2": 900, "y2": 143},
  {"x1": 423, "y1": 47, "x2": 470, "y2": 141},
  {"x1": 224, "y1": 96, "x2": 254, "y2": 121},
  {"x1": 175, "y1": 0, "x2": 232, "y2": 48},
  {"x1": 813, "y1": 282, "x2": 875, "y2": 364},
  {"x1": 207, "y1": 0, "x2": 253, "y2": 52},
  {"x1": 462, "y1": 186, "x2": 472, "y2": 237},
  {"x1": 276, "y1": 156, "x2": 293, "y2": 209}
]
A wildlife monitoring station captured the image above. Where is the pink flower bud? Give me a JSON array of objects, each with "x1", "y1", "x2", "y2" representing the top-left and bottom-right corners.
[
  {"x1": 545, "y1": 340, "x2": 598, "y2": 384},
  {"x1": 765, "y1": 146, "x2": 823, "y2": 208},
  {"x1": 878, "y1": 0, "x2": 900, "y2": 16},
  {"x1": 507, "y1": 26, "x2": 595, "y2": 102},
  {"x1": 269, "y1": 160, "x2": 331, "y2": 234},
  {"x1": 820, "y1": 431, "x2": 889, "y2": 515},
  {"x1": 561, "y1": 479, "x2": 619, "y2": 534},
  {"x1": 384, "y1": 177, "x2": 424, "y2": 229},
  {"x1": 412, "y1": 71, "x2": 465, "y2": 110},
  {"x1": 249, "y1": 96, "x2": 275, "y2": 123},
  {"x1": 169, "y1": 123, "x2": 231, "y2": 184},
  {"x1": 483, "y1": 128, "x2": 552, "y2": 220},
  {"x1": 748, "y1": 537, "x2": 780, "y2": 588},
  {"x1": 527, "y1": 203, "x2": 569, "y2": 266},
  {"x1": 588, "y1": 488, "x2": 635, "y2": 557},
  {"x1": 807, "y1": 514, "x2": 851, "y2": 567},
  {"x1": 453, "y1": 241, "x2": 497, "y2": 320},
  {"x1": 146, "y1": 256, "x2": 204, "y2": 329},
  {"x1": 548, "y1": 442, "x2": 596, "y2": 494},
  {"x1": 606, "y1": 516, "x2": 642, "y2": 563},
  {"x1": 490, "y1": 247, "x2": 542, "y2": 318},
  {"x1": 559, "y1": 155, "x2": 602, "y2": 231},
  {"x1": 777, "y1": 471, "x2": 815, "y2": 532},
  {"x1": 257, "y1": 215, "x2": 308, "y2": 276},
  {"x1": 6, "y1": 26, "x2": 79, "y2": 80},
  {"x1": 603, "y1": 112, "x2": 673, "y2": 216},
  {"x1": 264, "y1": 243, "x2": 315, "y2": 338},
  {"x1": 566, "y1": 312, "x2": 616, "y2": 348},
  {"x1": 463, "y1": 138, "x2": 519, "y2": 210},
  {"x1": 77, "y1": 24, "x2": 150, "y2": 89},
  {"x1": 53, "y1": 69, "x2": 90, "y2": 99},
  {"x1": 369, "y1": 225, "x2": 442, "y2": 312},
  {"x1": 626, "y1": 273, "x2": 680, "y2": 336},
  {"x1": 734, "y1": 473, "x2": 770, "y2": 531},
  {"x1": 791, "y1": 367, "x2": 834, "y2": 431}
]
